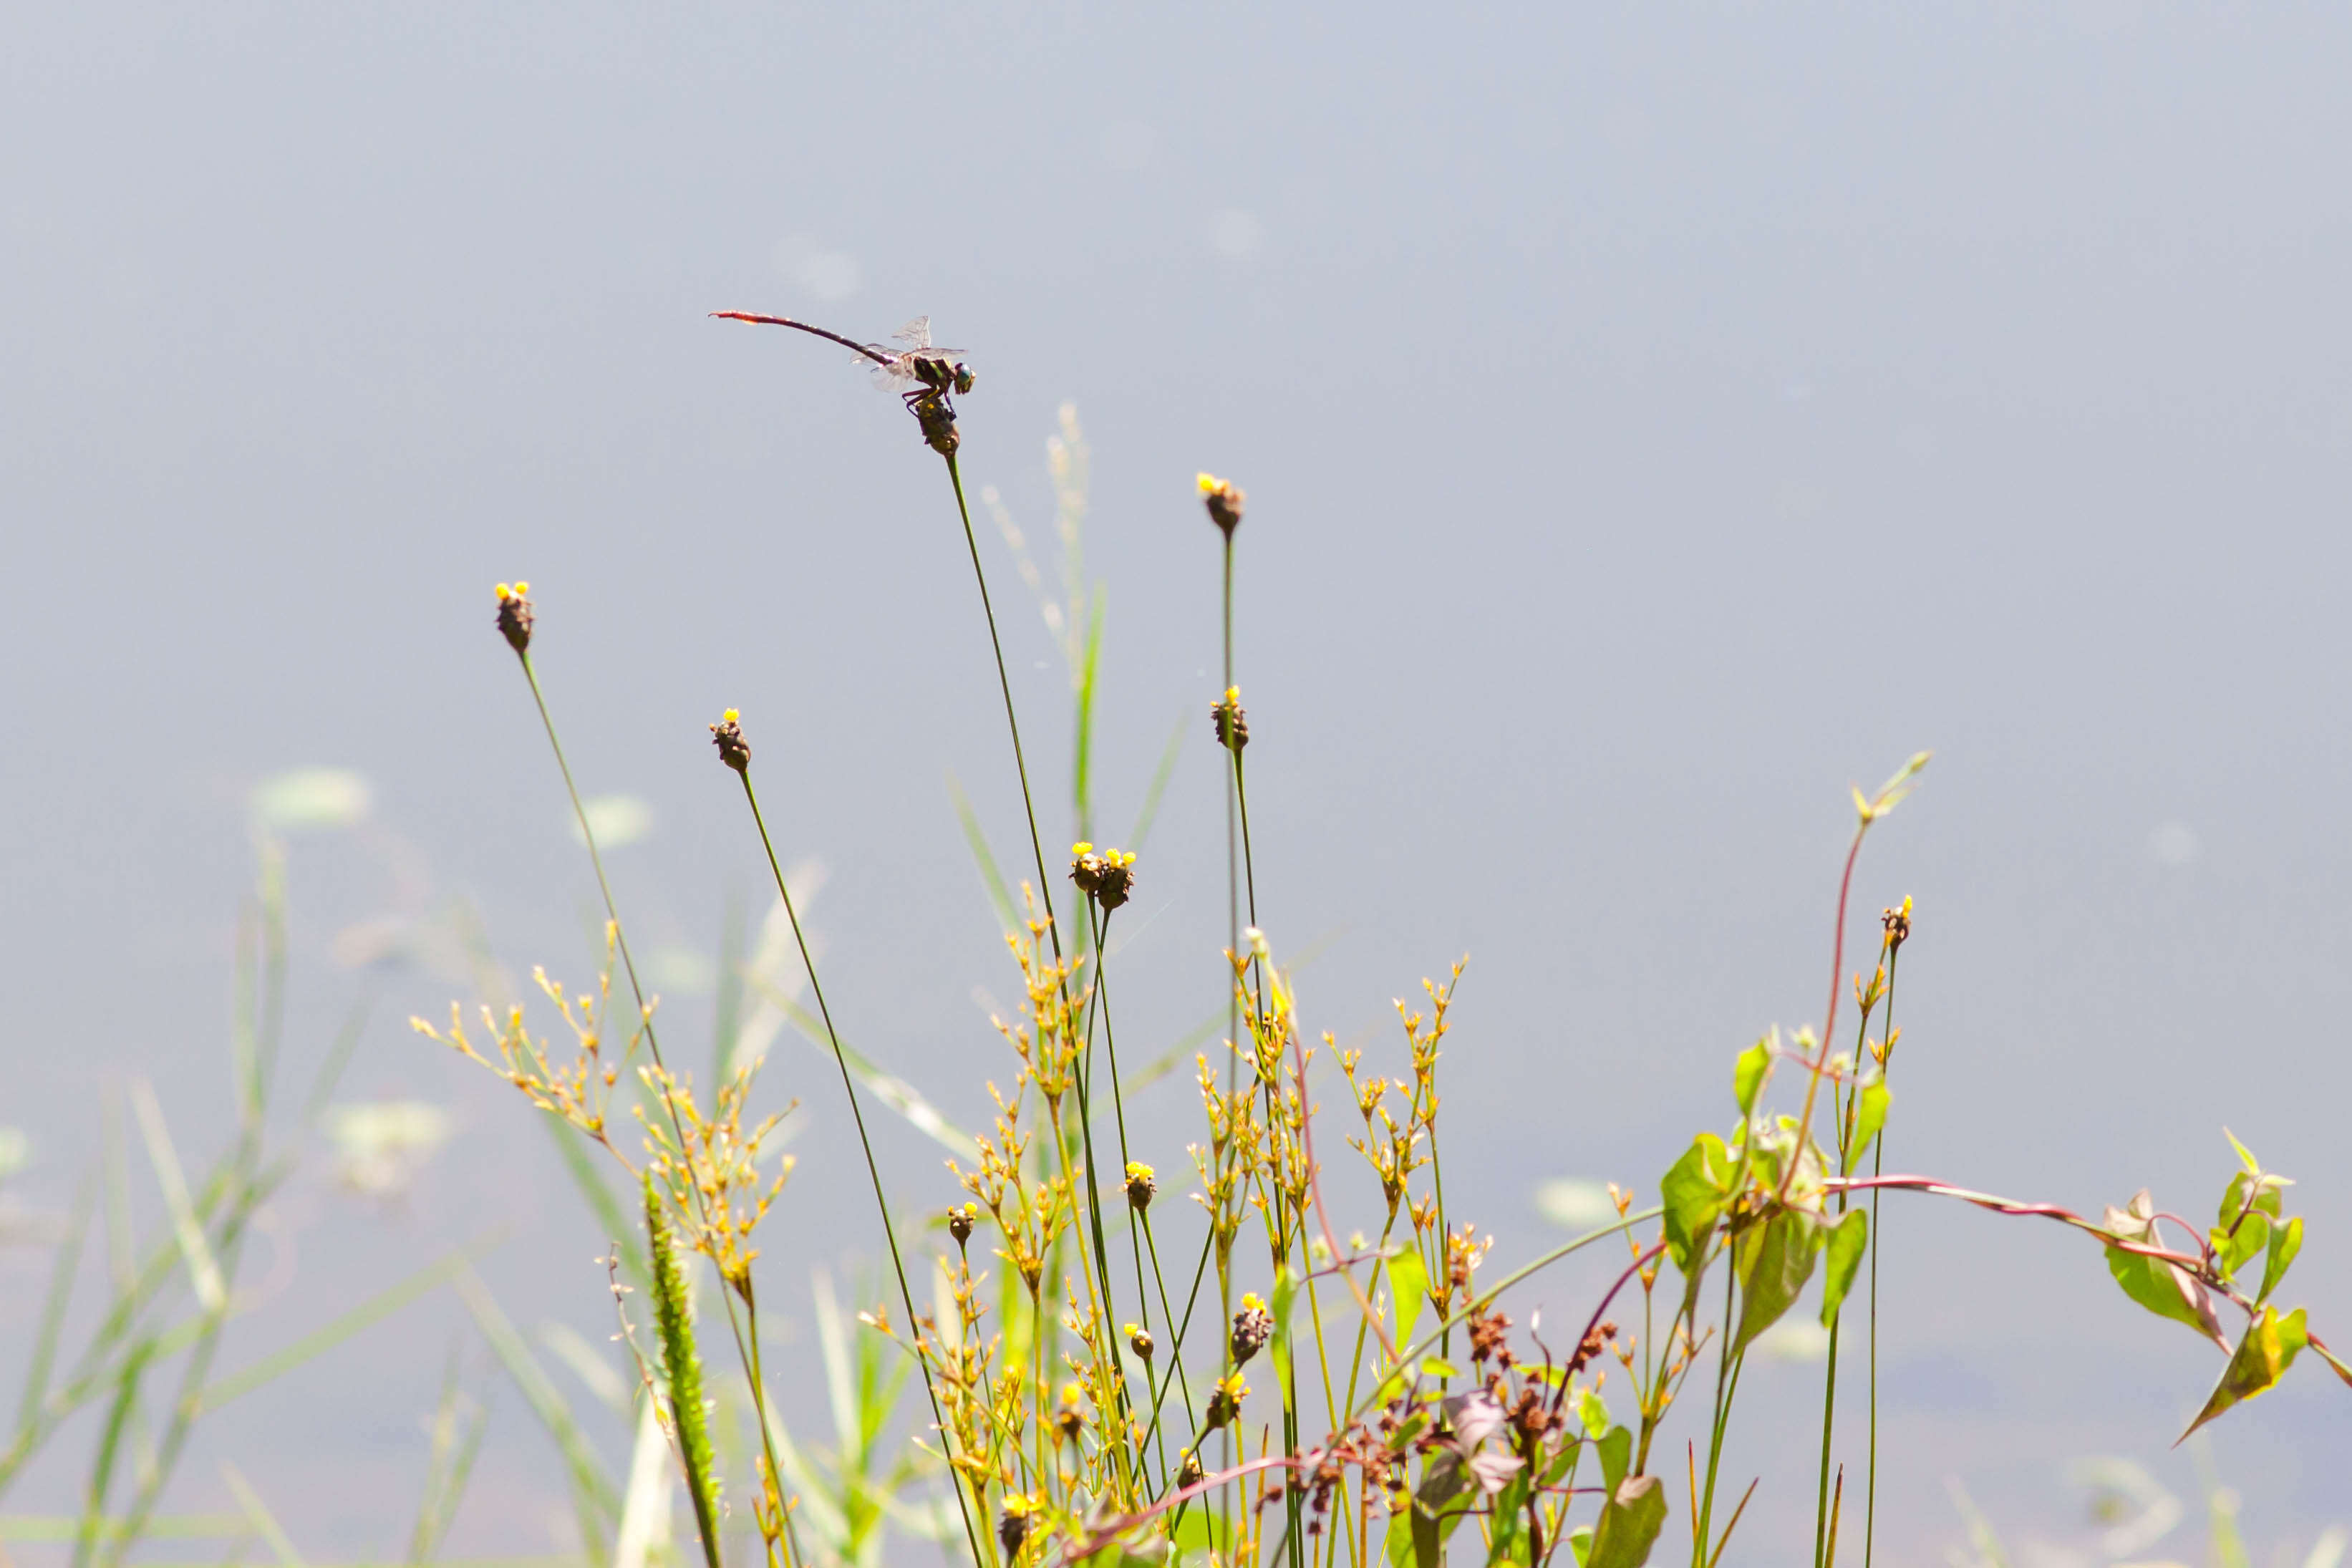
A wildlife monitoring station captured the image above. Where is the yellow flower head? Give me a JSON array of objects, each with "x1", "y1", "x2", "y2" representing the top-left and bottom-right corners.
[
  {"x1": 722, "y1": 707, "x2": 740, "y2": 724},
  {"x1": 1125, "y1": 1161, "x2": 1154, "y2": 1183},
  {"x1": 1196, "y1": 472, "x2": 1221, "y2": 494},
  {"x1": 1240, "y1": 1291, "x2": 1266, "y2": 1313},
  {"x1": 1071, "y1": 841, "x2": 1093, "y2": 856}
]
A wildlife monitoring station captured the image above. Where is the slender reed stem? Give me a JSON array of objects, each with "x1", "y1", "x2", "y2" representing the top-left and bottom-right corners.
[
  {"x1": 1864, "y1": 941, "x2": 1900, "y2": 1568},
  {"x1": 513, "y1": 654, "x2": 799, "y2": 1567},
  {"x1": 736, "y1": 770, "x2": 986, "y2": 1567}
]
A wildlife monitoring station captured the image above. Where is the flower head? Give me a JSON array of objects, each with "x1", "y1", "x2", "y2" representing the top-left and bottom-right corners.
[
  {"x1": 493, "y1": 581, "x2": 534, "y2": 655},
  {"x1": 1123, "y1": 1161, "x2": 1157, "y2": 1210},
  {"x1": 709, "y1": 708, "x2": 750, "y2": 773},
  {"x1": 1197, "y1": 472, "x2": 1245, "y2": 536}
]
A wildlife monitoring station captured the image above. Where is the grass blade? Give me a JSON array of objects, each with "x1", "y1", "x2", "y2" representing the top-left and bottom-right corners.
[
  {"x1": 545, "y1": 1121, "x2": 648, "y2": 1294},
  {"x1": 946, "y1": 772, "x2": 1020, "y2": 933},
  {"x1": 72, "y1": 1340, "x2": 152, "y2": 1568},
  {"x1": 16, "y1": 1177, "x2": 94, "y2": 1437},
  {"x1": 218, "y1": 1462, "x2": 306, "y2": 1568},
  {"x1": 127, "y1": 1081, "x2": 226, "y2": 1313},
  {"x1": 741, "y1": 972, "x2": 978, "y2": 1161},
  {"x1": 454, "y1": 1266, "x2": 619, "y2": 1561},
  {"x1": 1128, "y1": 706, "x2": 1190, "y2": 853},
  {"x1": 301, "y1": 995, "x2": 377, "y2": 1125},
  {"x1": 198, "y1": 1232, "x2": 500, "y2": 1413}
]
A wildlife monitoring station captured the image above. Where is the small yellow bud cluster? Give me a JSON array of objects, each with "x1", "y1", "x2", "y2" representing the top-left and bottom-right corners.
[
  {"x1": 1125, "y1": 1321, "x2": 1154, "y2": 1360},
  {"x1": 1196, "y1": 471, "x2": 1245, "y2": 536},
  {"x1": 1123, "y1": 1161, "x2": 1157, "y2": 1210},
  {"x1": 1070, "y1": 842, "x2": 1138, "y2": 912}
]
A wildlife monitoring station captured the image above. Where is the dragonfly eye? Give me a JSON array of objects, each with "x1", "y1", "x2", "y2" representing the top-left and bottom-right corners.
[{"x1": 954, "y1": 363, "x2": 976, "y2": 395}]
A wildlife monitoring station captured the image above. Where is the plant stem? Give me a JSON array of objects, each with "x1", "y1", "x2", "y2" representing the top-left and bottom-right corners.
[
  {"x1": 737, "y1": 770, "x2": 986, "y2": 1567},
  {"x1": 513, "y1": 652, "x2": 800, "y2": 1567},
  {"x1": 1864, "y1": 942, "x2": 1899, "y2": 1568}
]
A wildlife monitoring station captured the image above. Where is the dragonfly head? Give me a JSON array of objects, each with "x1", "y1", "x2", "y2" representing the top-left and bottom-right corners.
[{"x1": 952, "y1": 361, "x2": 976, "y2": 395}]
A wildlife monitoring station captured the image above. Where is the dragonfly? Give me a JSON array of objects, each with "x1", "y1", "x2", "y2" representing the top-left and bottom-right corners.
[{"x1": 711, "y1": 310, "x2": 974, "y2": 411}]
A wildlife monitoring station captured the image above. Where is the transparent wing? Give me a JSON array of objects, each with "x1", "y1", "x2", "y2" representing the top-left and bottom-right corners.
[
  {"x1": 890, "y1": 316, "x2": 934, "y2": 349},
  {"x1": 866, "y1": 353, "x2": 919, "y2": 392}
]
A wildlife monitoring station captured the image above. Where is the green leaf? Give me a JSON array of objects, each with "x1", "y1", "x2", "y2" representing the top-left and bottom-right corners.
[
  {"x1": 1420, "y1": 1358, "x2": 1463, "y2": 1381},
  {"x1": 2217, "y1": 1210, "x2": 2270, "y2": 1280},
  {"x1": 2219, "y1": 1168, "x2": 2286, "y2": 1230},
  {"x1": 1597, "y1": 1426, "x2": 1631, "y2": 1495},
  {"x1": 1567, "y1": 1524, "x2": 1594, "y2": 1568},
  {"x1": 1389, "y1": 1249, "x2": 1429, "y2": 1348},
  {"x1": 1819, "y1": 1209, "x2": 1869, "y2": 1326},
  {"x1": 1845, "y1": 1080, "x2": 1891, "y2": 1176},
  {"x1": 2179, "y1": 1305, "x2": 2308, "y2": 1442},
  {"x1": 2103, "y1": 1190, "x2": 2230, "y2": 1350},
  {"x1": 1576, "y1": 1385, "x2": 1610, "y2": 1440},
  {"x1": 1173, "y1": 1506, "x2": 1231, "y2": 1559},
  {"x1": 1732, "y1": 1211, "x2": 1820, "y2": 1355},
  {"x1": 1733, "y1": 1038, "x2": 1773, "y2": 1117},
  {"x1": 1269, "y1": 1264, "x2": 1297, "y2": 1389},
  {"x1": 2260, "y1": 1215, "x2": 2303, "y2": 1304},
  {"x1": 1486, "y1": 1468, "x2": 1534, "y2": 1566},
  {"x1": 1587, "y1": 1474, "x2": 1668, "y2": 1568},
  {"x1": 1660, "y1": 1133, "x2": 1733, "y2": 1272}
]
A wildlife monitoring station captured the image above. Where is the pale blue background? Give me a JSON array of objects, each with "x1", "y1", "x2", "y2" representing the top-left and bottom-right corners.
[{"x1": 5, "y1": 4, "x2": 2349, "y2": 1559}]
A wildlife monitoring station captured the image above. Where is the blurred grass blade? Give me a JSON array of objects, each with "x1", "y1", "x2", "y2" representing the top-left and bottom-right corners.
[
  {"x1": 301, "y1": 995, "x2": 377, "y2": 1125},
  {"x1": 455, "y1": 1266, "x2": 619, "y2": 1561},
  {"x1": 613, "y1": 1399, "x2": 677, "y2": 1568},
  {"x1": 72, "y1": 1341, "x2": 152, "y2": 1568},
  {"x1": 127, "y1": 1081, "x2": 226, "y2": 1313},
  {"x1": 218, "y1": 1462, "x2": 305, "y2": 1568},
  {"x1": 16, "y1": 1177, "x2": 94, "y2": 1437},
  {"x1": 102, "y1": 1090, "x2": 135, "y2": 1297},
  {"x1": 198, "y1": 1232, "x2": 500, "y2": 1413},
  {"x1": 546, "y1": 1121, "x2": 648, "y2": 1294},
  {"x1": 812, "y1": 1270, "x2": 860, "y2": 1457},
  {"x1": 405, "y1": 1346, "x2": 466, "y2": 1564},
  {"x1": 742, "y1": 972, "x2": 978, "y2": 1161},
  {"x1": 1128, "y1": 707, "x2": 1190, "y2": 853},
  {"x1": 947, "y1": 773, "x2": 1020, "y2": 933},
  {"x1": 1073, "y1": 586, "x2": 1105, "y2": 836},
  {"x1": 539, "y1": 1322, "x2": 632, "y2": 1415},
  {"x1": 713, "y1": 890, "x2": 746, "y2": 1083}
]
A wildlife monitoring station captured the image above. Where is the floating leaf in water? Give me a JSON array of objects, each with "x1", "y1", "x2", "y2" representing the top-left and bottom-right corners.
[
  {"x1": 327, "y1": 1101, "x2": 453, "y2": 1198},
  {"x1": 1536, "y1": 1177, "x2": 1620, "y2": 1231},
  {"x1": 251, "y1": 767, "x2": 372, "y2": 831},
  {"x1": 571, "y1": 795, "x2": 654, "y2": 848}
]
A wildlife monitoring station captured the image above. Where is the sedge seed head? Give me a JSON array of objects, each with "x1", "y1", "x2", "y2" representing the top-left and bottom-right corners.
[
  {"x1": 493, "y1": 580, "x2": 534, "y2": 654},
  {"x1": 1198, "y1": 472, "x2": 1245, "y2": 536},
  {"x1": 710, "y1": 710, "x2": 750, "y2": 773}
]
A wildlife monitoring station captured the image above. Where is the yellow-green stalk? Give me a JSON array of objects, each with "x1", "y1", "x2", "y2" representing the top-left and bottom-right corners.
[{"x1": 647, "y1": 1176, "x2": 725, "y2": 1568}]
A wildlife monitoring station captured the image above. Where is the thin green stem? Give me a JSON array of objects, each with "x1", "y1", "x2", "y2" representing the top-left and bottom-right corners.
[
  {"x1": 737, "y1": 770, "x2": 984, "y2": 1567},
  {"x1": 1864, "y1": 942, "x2": 1900, "y2": 1568},
  {"x1": 514, "y1": 654, "x2": 801, "y2": 1567}
]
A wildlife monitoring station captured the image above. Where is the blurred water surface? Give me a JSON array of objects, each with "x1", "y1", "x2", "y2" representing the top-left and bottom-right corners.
[{"x1": 4, "y1": 4, "x2": 2351, "y2": 1561}]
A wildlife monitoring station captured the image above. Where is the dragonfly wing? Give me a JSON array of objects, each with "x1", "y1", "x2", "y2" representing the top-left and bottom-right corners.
[
  {"x1": 890, "y1": 315, "x2": 934, "y2": 349},
  {"x1": 866, "y1": 354, "x2": 916, "y2": 392}
]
